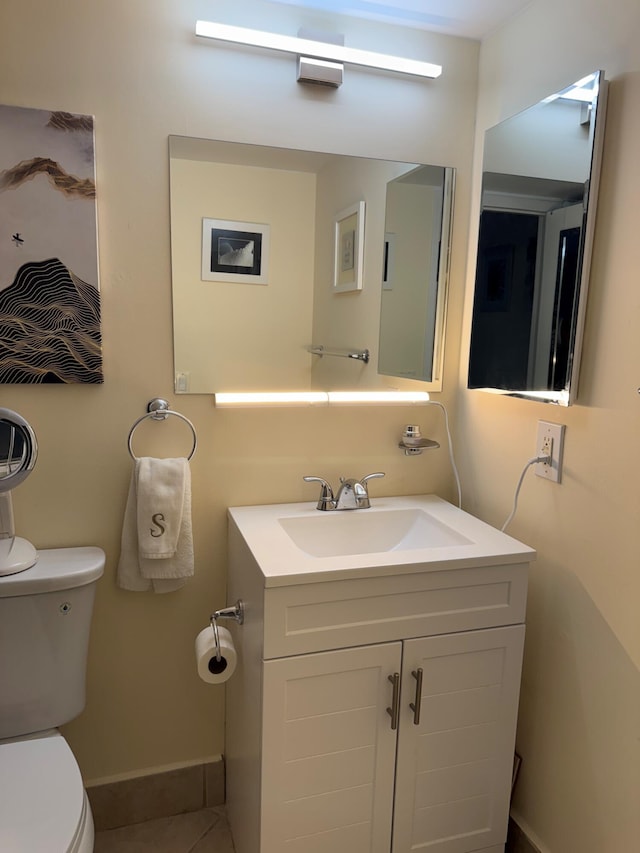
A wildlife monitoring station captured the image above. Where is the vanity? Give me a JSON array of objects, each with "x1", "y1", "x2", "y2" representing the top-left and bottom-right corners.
[{"x1": 225, "y1": 495, "x2": 534, "y2": 853}]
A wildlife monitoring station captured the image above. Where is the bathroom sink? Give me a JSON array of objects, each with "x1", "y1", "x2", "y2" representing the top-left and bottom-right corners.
[
  {"x1": 279, "y1": 507, "x2": 471, "y2": 557},
  {"x1": 228, "y1": 495, "x2": 535, "y2": 587}
]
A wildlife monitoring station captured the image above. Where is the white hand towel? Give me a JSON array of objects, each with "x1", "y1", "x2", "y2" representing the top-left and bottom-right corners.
[
  {"x1": 117, "y1": 457, "x2": 194, "y2": 593},
  {"x1": 117, "y1": 469, "x2": 153, "y2": 592},
  {"x1": 137, "y1": 457, "x2": 186, "y2": 560}
]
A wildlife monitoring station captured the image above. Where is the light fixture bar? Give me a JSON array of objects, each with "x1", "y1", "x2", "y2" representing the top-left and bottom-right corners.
[
  {"x1": 328, "y1": 391, "x2": 430, "y2": 405},
  {"x1": 195, "y1": 21, "x2": 442, "y2": 79},
  {"x1": 214, "y1": 390, "x2": 430, "y2": 407},
  {"x1": 215, "y1": 392, "x2": 328, "y2": 407}
]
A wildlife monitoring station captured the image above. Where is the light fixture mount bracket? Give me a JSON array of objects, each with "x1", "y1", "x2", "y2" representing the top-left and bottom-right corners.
[
  {"x1": 297, "y1": 56, "x2": 343, "y2": 87},
  {"x1": 296, "y1": 28, "x2": 344, "y2": 87}
]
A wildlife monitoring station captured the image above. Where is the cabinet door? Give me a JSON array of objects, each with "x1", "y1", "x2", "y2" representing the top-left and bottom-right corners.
[
  {"x1": 261, "y1": 642, "x2": 401, "y2": 853},
  {"x1": 392, "y1": 625, "x2": 525, "y2": 853}
]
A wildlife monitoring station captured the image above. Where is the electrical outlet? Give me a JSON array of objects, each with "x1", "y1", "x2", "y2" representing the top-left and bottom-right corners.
[{"x1": 535, "y1": 420, "x2": 565, "y2": 483}]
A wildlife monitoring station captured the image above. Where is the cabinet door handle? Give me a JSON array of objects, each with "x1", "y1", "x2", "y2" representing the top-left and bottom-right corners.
[
  {"x1": 409, "y1": 668, "x2": 423, "y2": 725},
  {"x1": 386, "y1": 673, "x2": 400, "y2": 730}
]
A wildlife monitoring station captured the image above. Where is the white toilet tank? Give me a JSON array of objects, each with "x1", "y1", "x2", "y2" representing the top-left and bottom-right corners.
[{"x1": 0, "y1": 546, "x2": 105, "y2": 740}]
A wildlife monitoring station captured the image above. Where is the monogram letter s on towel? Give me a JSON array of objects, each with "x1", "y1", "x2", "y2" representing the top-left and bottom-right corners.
[{"x1": 150, "y1": 513, "x2": 166, "y2": 538}]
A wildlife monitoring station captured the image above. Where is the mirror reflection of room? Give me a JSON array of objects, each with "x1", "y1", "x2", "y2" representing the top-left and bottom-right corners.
[
  {"x1": 468, "y1": 71, "x2": 606, "y2": 405},
  {"x1": 169, "y1": 137, "x2": 454, "y2": 395}
]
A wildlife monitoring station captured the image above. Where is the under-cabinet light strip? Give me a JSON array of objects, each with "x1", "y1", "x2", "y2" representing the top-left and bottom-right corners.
[
  {"x1": 327, "y1": 391, "x2": 430, "y2": 405},
  {"x1": 214, "y1": 392, "x2": 328, "y2": 407},
  {"x1": 214, "y1": 391, "x2": 430, "y2": 408},
  {"x1": 195, "y1": 21, "x2": 442, "y2": 80}
]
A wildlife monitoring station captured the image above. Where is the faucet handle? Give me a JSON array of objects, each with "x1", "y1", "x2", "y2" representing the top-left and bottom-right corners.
[
  {"x1": 303, "y1": 475, "x2": 333, "y2": 490},
  {"x1": 303, "y1": 475, "x2": 335, "y2": 511},
  {"x1": 361, "y1": 472, "x2": 385, "y2": 489}
]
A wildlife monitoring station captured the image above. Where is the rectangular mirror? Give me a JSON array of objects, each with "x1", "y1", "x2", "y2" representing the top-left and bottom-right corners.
[
  {"x1": 169, "y1": 137, "x2": 454, "y2": 394},
  {"x1": 468, "y1": 71, "x2": 608, "y2": 405}
]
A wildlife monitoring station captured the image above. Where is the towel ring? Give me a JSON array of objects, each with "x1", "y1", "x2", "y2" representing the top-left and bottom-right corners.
[{"x1": 127, "y1": 398, "x2": 197, "y2": 461}]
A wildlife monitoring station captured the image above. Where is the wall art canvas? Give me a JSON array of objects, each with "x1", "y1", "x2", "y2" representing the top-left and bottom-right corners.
[{"x1": 0, "y1": 104, "x2": 102, "y2": 383}]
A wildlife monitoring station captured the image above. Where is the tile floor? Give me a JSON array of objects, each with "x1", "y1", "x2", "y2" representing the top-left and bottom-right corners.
[
  {"x1": 94, "y1": 806, "x2": 235, "y2": 853},
  {"x1": 94, "y1": 807, "x2": 528, "y2": 853}
]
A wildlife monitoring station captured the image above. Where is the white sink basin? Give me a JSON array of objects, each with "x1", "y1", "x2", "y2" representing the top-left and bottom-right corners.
[
  {"x1": 279, "y1": 507, "x2": 471, "y2": 557},
  {"x1": 228, "y1": 495, "x2": 535, "y2": 587}
]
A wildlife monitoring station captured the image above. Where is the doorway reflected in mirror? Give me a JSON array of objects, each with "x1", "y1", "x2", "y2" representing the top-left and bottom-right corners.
[{"x1": 468, "y1": 71, "x2": 608, "y2": 405}]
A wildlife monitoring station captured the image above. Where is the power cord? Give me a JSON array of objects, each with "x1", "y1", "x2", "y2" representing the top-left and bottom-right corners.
[
  {"x1": 425, "y1": 401, "x2": 462, "y2": 508},
  {"x1": 501, "y1": 454, "x2": 551, "y2": 532},
  {"x1": 416, "y1": 404, "x2": 549, "y2": 526}
]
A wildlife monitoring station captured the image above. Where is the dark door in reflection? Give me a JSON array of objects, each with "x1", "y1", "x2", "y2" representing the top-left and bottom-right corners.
[
  {"x1": 469, "y1": 210, "x2": 582, "y2": 394},
  {"x1": 549, "y1": 226, "x2": 580, "y2": 390},
  {"x1": 468, "y1": 210, "x2": 539, "y2": 391}
]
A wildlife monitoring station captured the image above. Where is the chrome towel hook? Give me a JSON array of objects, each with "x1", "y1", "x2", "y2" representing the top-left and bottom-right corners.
[{"x1": 127, "y1": 398, "x2": 197, "y2": 460}]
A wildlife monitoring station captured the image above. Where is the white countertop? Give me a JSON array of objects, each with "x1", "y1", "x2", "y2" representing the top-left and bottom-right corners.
[{"x1": 228, "y1": 494, "x2": 535, "y2": 587}]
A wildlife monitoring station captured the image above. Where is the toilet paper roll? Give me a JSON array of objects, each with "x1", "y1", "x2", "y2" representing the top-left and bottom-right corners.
[{"x1": 195, "y1": 625, "x2": 237, "y2": 684}]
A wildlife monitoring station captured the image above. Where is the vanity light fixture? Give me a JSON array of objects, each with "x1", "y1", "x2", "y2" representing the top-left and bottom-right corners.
[
  {"x1": 214, "y1": 390, "x2": 430, "y2": 408},
  {"x1": 195, "y1": 21, "x2": 442, "y2": 81},
  {"x1": 214, "y1": 392, "x2": 328, "y2": 407},
  {"x1": 327, "y1": 391, "x2": 430, "y2": 405}
]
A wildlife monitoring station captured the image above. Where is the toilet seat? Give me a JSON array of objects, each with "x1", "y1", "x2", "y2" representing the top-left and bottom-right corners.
[{"x1": 0, "y1": 730, "x2": 93, "y2": 852}]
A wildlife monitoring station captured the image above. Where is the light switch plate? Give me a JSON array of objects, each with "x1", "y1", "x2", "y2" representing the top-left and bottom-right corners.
[
  {"x1": 175, "y1": 371, "x2": 190, "y2": 392},
  {"x1": 535, "y1": 420, "x2": 565, "y2": 483}
]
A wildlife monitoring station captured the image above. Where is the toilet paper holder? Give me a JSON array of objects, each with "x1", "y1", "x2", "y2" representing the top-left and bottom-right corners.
[{"x1": 209, "y1": 600, "x2": 244, "y2": 661}]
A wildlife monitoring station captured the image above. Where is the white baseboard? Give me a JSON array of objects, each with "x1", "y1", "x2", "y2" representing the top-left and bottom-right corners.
[{"x1": 510, "y1": 809, "x2": 551, "y2": 853}]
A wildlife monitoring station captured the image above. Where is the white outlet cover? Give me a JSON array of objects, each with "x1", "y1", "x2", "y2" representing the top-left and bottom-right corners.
[{"x1": 535, "y1": 420, "x2": 565, "y2": 483}]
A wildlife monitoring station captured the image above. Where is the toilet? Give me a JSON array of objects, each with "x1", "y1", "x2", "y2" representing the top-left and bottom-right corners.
[{"x1": 0, "y1": 546, "x2": 105, "y2": 852}]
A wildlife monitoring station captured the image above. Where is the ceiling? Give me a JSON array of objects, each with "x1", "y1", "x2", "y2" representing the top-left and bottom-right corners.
[{"x1": 269, "y1": 0, "x2": 533, "y2": 40}]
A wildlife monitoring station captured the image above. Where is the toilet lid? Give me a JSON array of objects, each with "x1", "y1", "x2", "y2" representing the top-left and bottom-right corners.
[{"x1": 0, "y1": 732, "x2": 85, "y2": 852}]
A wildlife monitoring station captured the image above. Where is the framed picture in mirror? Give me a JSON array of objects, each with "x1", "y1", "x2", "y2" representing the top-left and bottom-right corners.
[
  {"x1": 201, "y1": 218, "x2": 270, "y2": 284},
  {"x1": 382, "y1": 232, "x2": 396, "y2": 291},
  {"x1": 333, "y1": 201, "x2": 365, "y2": 292}
]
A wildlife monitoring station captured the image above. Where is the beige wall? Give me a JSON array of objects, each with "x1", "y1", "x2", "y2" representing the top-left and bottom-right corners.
[
  {"x1": 457, "y1": 1, "x2": 640, "y2": 851},
  {"x1": 170, "y1": 156, "x2": 317, "y2": 391},
  {"x1": 0, "y1": 0, "x2": 478, "y2": 782}
]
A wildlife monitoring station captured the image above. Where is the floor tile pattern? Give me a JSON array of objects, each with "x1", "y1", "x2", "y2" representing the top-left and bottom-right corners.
[
  {"x1": 94, "y1": 806, "x2": 235, "y2": 853},
  {"x1": 94, "y1": 805, "x2": 531, "y2": 853}
]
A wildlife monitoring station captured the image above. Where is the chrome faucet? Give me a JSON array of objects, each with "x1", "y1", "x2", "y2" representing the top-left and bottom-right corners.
[{"x1": 303, "y1": 473, "x2": 385, "y2": 511}]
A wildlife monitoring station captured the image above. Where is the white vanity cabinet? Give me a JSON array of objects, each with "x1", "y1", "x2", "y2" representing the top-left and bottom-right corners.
[
  {"x1": 225, "y1": 497, "x2": 534, "y2": 853},
  {"x1": 262, "y1": 642, "x2": 400, "y2": 853}
]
